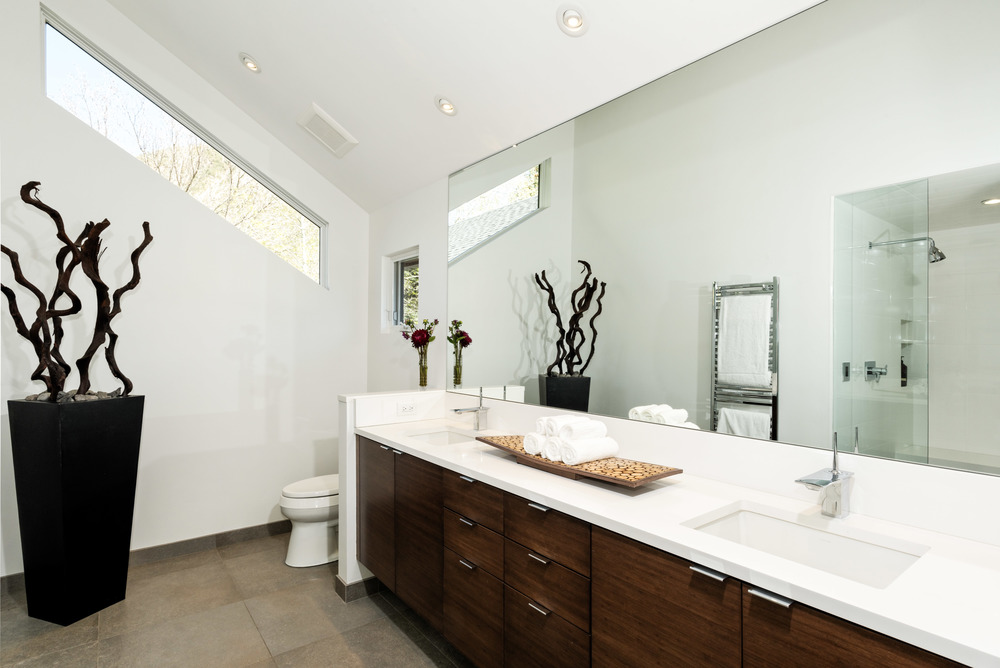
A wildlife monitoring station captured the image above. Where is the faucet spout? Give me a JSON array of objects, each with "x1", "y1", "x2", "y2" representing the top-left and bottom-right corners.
[{"x1": 795, "y1": 432, "x2": 854, "y2": 518}]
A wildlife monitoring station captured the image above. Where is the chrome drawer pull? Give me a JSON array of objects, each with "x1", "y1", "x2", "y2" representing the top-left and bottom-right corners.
[
  {"x1": 528, "y1": 602, "x2": 550, "y2": 616},
  {"x1": 689, "y1": 564, "x2": 728, "y2": 582},
  {"x1": 458, "y1": 516, "x2": 476, "y2": 527},
  {"x1": 748, "y1": 587, "x2": 794, "y2": 609},
  {"x1": 527, "y1": 502, "x2": 550, "y2": 512},
  {"x1": 459, "y1": 475, "x2": 476, "y2": 483},
  {"x1": 379, "y1": 445, "x2": 390, "y2": 450},
  {"x1": 392, "y1": 449, "x2": 402, "y2": 455},
  {"x1": 458, "y1": 559, "x2": 477, "y2": 570},
  {"x1": 527, "y1": 552, "x2": 550, "y2": 565}
]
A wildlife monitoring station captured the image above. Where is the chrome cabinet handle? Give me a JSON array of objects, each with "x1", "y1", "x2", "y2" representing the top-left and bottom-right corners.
[
  {"x1": 458, "y1": 516, "x2": 476, "y2": 527},
  {"x1": 379, "y1": 445, "x2": 390, "y2": 451},
  {"x1": 689, "y1": 564, "x2": 728, "y2": 582},
  {"x1": 528, "y1": 602, "x2": 550, "y2": 616},
  {"x1": 459, "y1": 559, "x2": 477, "y2": 570},
  {"x1": 748, "y1": 587, "x2": 794, "y2": 609},
  {"x1": 528, "y1": 552, "x2": 550, "y2": 565},
  {"x1": 392, "y1": 449, "x2": 402, "y2": 455},
  {"x1": 527, "y1": 502, "x2": 549, "y2": 512},
  {"x1": 459, "y1": 475, "x2": 475, "y2": 483}
]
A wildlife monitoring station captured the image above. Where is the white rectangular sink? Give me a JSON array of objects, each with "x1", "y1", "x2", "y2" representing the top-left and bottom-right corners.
[
  {"x1": 407, "y1": 429, "x2": 476, "y2": 446},
  {"x1": 684, "y1": 502, "x2": 929, "y2": 588}
]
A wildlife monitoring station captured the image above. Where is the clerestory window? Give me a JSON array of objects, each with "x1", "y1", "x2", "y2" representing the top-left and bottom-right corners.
[{"x1": 43, "y1": 14, "x2": 326, "y2": 284}]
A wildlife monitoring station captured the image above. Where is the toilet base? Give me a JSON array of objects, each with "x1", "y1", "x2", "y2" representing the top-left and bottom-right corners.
[{"x1": 285, "y1": 519, "x2": 339, "y2": 568}]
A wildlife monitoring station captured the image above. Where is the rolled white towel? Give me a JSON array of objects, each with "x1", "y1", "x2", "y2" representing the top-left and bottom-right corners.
[
  {"x1": 560, "y1": 437, "x2": 620, "y2": 466},
  {"x1": 628, "y1": 405, "x2": 656, "y2": 420},
  {"x1": 523, "y1": 432, "x2": 546, "y2": 455},
  {"x1": 651, "y1": 406, "x2": 688, "y2": 425},
  {"x1": 542, "y1": 436, "x2": 564, "y2": 462},
  {"x1": 678, "y1": 422, "x2": 701, "y2": 430},
  {"x1": 542, "y1": 415, "x2": 589, "y2": 436},
  {"x1": 558, "y1": 419, "x2": 608, "y2": 441}
]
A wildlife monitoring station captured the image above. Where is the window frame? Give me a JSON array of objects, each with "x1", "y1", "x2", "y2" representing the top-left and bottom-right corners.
[{"x1": 41, "y1": 7, "x2": 329, "y2": 287}]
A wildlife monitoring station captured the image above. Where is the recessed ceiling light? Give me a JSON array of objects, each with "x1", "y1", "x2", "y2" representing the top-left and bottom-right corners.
[
  {"x1": 557, "y1": 4, "x2": 588, "y2": 37},
  {"x1": 436, "y1": 97, "x2": 457, "y2": 116},
  {"x1": 982, "y1": 197, "x2": 1000, "y2": 206},
  {"x1": 239, "y1": 53, "x2": 260, "y2": 73}
]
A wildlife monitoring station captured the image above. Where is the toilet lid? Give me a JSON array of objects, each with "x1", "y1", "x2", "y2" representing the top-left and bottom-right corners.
[{"x1": 282, "y1": 474, "x2": 340, "y2": 499}]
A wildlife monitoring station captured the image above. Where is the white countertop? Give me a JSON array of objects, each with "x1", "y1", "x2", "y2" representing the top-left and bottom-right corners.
[{"x1": 357, "y1": 418, "x2": 1000, "y2": 668}]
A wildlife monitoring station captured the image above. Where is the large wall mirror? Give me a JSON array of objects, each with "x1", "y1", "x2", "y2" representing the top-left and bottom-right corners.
[{"x1": 447, "y1": 0, "x2": 1000, "y2": 475}]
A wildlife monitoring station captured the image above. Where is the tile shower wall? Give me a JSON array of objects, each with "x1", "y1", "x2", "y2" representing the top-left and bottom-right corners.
[{"x1": 928, "y1": 221, "x2": 1000, "y2": 473}]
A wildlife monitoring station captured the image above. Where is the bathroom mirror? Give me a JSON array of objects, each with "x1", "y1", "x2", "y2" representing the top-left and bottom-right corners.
[{"x1": 447, "y1": 0, "x2": 1000, "y2": 475}]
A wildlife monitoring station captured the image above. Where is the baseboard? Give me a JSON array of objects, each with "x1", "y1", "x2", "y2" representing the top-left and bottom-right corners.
[
  {"x1": 335, "y1": 574, "x2": 382, "y2": 602},
  {"x1": 0, "y1": 519, "x2": 292, "y2": 587}
]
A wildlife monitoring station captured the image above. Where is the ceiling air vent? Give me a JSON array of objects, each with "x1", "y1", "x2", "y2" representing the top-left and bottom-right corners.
[{"x1": 298, "y1": 102, "x2": 358, "y2": 158}]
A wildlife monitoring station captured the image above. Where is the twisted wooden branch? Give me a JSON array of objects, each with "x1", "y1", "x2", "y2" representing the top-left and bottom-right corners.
[
  {"x1": 534, "y1": 270, "x2": 567, "y2": 375},
  {"x1": 579, "y1": 281, "x2": 606, "y2": 375},
  {"x1": 1, "y1": 181, "x2": 153, "y2": 399}
]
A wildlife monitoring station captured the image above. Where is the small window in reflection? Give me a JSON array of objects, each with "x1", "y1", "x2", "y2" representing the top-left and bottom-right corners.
[{"x1": 448, "y1": 163, "x2": 543, "y2": 262}]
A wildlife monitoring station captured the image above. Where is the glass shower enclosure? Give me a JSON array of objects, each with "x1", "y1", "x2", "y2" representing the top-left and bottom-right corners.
[{"x1": 833, "y1": 179, "x2": 930, "y2": 463}]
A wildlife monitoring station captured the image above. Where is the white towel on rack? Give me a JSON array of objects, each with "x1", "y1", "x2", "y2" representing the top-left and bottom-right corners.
[
  {"x1": 560, "y1": 437, "x2": 620, "y2": 466},
  {"x1": 716, "y1": 406, "x2": 771, "y2": 439},
  {"x1": 716, "y1": 293, "x2": 773, "y2": 389},
  {"x1": 523, "y1": 432, "x2": 546, "y2": 456}
]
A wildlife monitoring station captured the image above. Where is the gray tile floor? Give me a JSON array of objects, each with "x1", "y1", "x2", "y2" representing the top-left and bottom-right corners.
[{"x1": 0, "y1": 533, "x2": 474, "y2": 667}]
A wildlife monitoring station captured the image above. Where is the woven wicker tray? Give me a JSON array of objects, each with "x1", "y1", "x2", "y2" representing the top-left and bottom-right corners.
[{"x1": 476, "y1": 435, "x2": 682, "y2": 489}]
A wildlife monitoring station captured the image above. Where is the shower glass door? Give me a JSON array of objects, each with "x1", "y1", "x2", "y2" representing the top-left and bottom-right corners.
[{"x1": 833, "y1": 179, "x2": 929, "y2": 463}]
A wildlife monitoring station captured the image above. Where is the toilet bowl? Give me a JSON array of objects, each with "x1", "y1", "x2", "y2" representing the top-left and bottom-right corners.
[{"x1": 279, "y1": 474, "x2": 339, "y2": 567}]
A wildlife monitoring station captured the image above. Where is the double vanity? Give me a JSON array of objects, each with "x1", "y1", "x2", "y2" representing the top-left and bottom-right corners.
[{"x1": 339, "y1": 391, "x2": 1000, "y2": 667}]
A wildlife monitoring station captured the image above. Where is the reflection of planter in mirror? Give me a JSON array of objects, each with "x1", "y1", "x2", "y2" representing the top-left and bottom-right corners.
[
  {"x1": 539, "y1": 374, "x2": 591, "y2": 412},
  {"x1": 8, "y1": 396, "x2": 144, "y2": 625}
]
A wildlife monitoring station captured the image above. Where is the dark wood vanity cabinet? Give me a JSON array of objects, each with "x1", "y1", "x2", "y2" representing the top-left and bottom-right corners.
[
  {"x1": 358, "y1": 440, "x2": 964, "y2": 668},
  {"x1": 356, "y1": 436, "x2": 443, "y2": 628},
  {"x1": 742, "y1": 584, "x2": 963, "y2": 668},
  {"x1": 591, "y1": 526, "x2": 742, "y2": 667}
]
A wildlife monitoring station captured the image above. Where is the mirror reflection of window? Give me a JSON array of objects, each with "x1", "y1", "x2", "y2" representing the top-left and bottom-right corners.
[
  {"x1": 448, "y1": 163, "x2": 544, "y2": 262},
  {"x1": 394, "y1": 256, "x2": 419, "y2": 326}
]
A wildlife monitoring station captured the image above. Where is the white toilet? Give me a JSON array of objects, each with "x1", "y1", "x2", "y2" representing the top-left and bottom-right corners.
[{"x1": 279, "y1": 474, "x2": 340, "y2": 567}]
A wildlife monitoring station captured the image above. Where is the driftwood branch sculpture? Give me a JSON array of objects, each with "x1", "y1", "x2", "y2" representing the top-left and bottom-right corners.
[
  {"x1": 534, "y1": 260, "x2": 606, "y2": 376},
  {"x1": 0, "y1": 181, "x2": 153, "y2": 401}
]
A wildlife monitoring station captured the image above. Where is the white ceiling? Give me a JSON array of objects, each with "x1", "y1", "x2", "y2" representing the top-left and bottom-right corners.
[{"x1": 106, "y1": 0, "x2": 824, "y2": 212}]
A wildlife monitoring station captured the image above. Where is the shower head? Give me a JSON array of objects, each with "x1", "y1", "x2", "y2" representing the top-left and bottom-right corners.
[
  {"x1": 867, "y1": 236, "x2": 946, "y2": 263},
  {"x1": 928, "y1": 240, "x2": 946, "y2": 263}
]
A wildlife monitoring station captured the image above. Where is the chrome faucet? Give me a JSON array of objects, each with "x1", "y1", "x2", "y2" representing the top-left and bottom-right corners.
[
  {"x1": 795, "y1": 433, "x2": 854, "y2": 518},
  {"x1": 453, "y1": 387, "x2": 489, "y2": 431}
]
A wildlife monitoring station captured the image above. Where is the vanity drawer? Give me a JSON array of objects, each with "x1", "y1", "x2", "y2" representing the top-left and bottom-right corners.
[
  {"x1": 443, "y1": 469, "x2": 503, "y2": 533},
  {"x1": 504, "y1": 538, "x2": 590, "y2": 632},
  {"x1": 443, "y1": 509, "x2": 504, "y2": 578},
  {"x1": 504, "y1": 585, "x2": 590, "y2": 668},
  {"x1": 504, "y1": 493, "x2": 591, "y2": 577},
  {"x1": 443, "y1": 548, "x2": 503, "y2": 668}
]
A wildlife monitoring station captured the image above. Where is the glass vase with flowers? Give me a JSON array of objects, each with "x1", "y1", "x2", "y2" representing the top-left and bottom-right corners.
[{"x1": 401, "y1": 317, "x2": 438, "y2": 388}]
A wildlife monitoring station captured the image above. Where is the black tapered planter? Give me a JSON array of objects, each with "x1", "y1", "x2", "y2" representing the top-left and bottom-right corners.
[
  {"x1": 538, "y1": 374, "x2": 591, "y2": 412},
  {"x1": 7, "y1": 396, "x2": 144, "y2": 625}
]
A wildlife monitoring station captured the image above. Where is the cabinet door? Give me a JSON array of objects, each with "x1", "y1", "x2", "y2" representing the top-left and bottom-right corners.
[
  {"x1": 504, "y1": 493, "x2": 591, "y2": 577},
  {"x1": 591, "y1": 526, "x2": 741, "y2": 667},
  {"x1": 356, "y1": 436, "x2": 395, "y2": 590},
  {"x1": 395, "y1": 452, "x2": 443, "y2": 630},
  {"x1": 504, "y1": 586, "x2": 590, "y2": 668},
  {"x1": 742, "y1": 584, "x2": 962, "y2": 667},
  {"x1": 443, "y1": 548, "x2": 504, "y2": 668}
]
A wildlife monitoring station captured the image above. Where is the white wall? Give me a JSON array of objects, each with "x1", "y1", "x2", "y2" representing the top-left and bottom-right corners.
[
  {"x1": 1, "y1": 0, "x2": 368, "y2": 576},
  {"x1": 366, "y1": 179, "x2": 449, "y2": 392},
  {"x1": 929, "y1": 221, "x2": 1000, "y2": 471}
]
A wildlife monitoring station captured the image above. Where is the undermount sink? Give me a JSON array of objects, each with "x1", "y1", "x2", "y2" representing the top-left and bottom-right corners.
[
  {"x1": 684, "y1": 502, "x2": 928, "y2": 588},
  {"x1": 408, "y1": 429, "x2": 476, "y2": 446}
]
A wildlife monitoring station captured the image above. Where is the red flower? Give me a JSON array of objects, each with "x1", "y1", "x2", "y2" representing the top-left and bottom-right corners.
[{"x1": 410, "y1": 329, "x2": 430, "y2": 348}]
